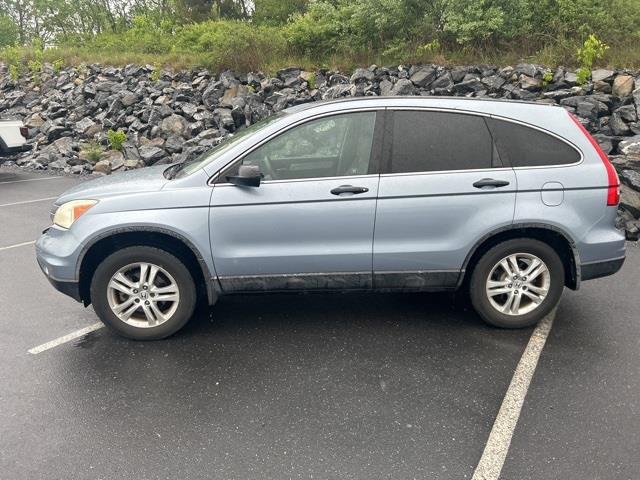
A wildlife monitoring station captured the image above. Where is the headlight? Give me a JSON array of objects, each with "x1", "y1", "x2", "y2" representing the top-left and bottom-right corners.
[{"x1": 53, "y1": 200, "x2": 98, "y2": 229}]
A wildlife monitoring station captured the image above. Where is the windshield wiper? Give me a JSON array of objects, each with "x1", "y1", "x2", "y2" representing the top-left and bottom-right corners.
[{"x1": 164, "y1": 163, "x2": 182, "y2": 180}]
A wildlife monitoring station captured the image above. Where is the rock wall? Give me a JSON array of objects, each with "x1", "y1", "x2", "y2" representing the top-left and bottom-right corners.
[{"x1": 1, "y1": 62, "x2": 639, "y2": 238}]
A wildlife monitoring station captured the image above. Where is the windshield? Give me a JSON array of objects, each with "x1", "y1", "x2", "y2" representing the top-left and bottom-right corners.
[{"x1": 169, "y1": 113, "x2": 286, "y2": 179}]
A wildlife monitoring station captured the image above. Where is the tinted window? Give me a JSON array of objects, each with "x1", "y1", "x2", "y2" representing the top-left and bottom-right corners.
[
  {"x1": 390, "y1": 111, "x2": 494, "y2": 173},
  {"x1": 487, "y1": 118, "x2": 580, "y2": 167},
  {"x1": 232, "y1": 112, "x2": 376, "y2": 181}
]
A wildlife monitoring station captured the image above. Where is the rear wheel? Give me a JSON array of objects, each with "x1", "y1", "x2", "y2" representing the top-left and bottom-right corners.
[
  {"x1": 90, "y1": 246, "x2": 197, "y2": 340},
  {"x1": 470, "y1": 238, "x2": 564, "y2": 328}
]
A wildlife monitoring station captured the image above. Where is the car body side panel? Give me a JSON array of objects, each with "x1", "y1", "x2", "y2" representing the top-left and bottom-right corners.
[
  {"x1": 209, "y1": 176, "x2": 380, "y2": 285},
  {"x1": 35, "y1": 184, "x2": 215, "y2": 284},
  {"x1": 373, "y1": 169, "x2": 517, "y2": 285},
  {"x1": 512, "y1": 145, "x2": 626, "y2": 265}
]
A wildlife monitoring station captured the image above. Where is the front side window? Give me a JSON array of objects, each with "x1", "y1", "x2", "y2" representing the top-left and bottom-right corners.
[
  {"x1": 390, "y1": 111, "x2": 494, "y2": 173},
  {"x1": 228, "y1": 111, "x2": 377, "y2": 181}
]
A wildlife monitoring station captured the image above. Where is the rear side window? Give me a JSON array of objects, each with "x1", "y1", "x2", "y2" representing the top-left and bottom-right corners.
[
  {"x1": 390, "y1": 111, "x2": 494, "y2": 173},
  {"x1": 487, "y1": 118, "x2": 580, "y2": 167}
]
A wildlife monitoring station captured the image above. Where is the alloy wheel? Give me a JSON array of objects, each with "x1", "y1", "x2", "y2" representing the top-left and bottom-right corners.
[
  {"x1": 485, "y1": 253, "x2": 551, "y2": 316},
  {"x1": 106, "y1": 262, "x2": 180, "y2": 328}
]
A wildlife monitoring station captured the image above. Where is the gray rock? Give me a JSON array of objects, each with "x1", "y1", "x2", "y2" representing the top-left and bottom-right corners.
[
  {"x1": 323, "y1": 84, "x2": 353, "y2": 100},
  {"x1": 564, "y1": 72, "x2": 578, "y2": 85},
  {"x1": 409, "y1": 67, "x2": 437, "y2": 88},
  {"x1": 46, "y1": 126, "x2": 69, "y2": 142},
  {"x1": 515, "y1": 63, "x2": 538, "y2": 78},
  {"x1": 74, "y1": 117, "x2": 96, "y2": 134},
  {"x1": 214, "y1": 108, "x2": 235, "y2": 130},
  {"x1": 350, "y1": 68, "x2": 375, "y2": 83},
  {"x1": 482, "y1": 75, "x2": 506, "y2": 92},
  {"x1": 164, "y1": 135, "x2": 184, "y2": 154},
  {"x1": 619, "y1": 136, "x2": 640, "y2": 155},
  {"x1": 452, "y1": 78, "x2": 484, "y2": 94},
  {"x1": 621, "y1": 169, "x2": 640, "y2": 190},
  {"x1": 48, "y1": 159, "x2": 68, "y2": 170},
  {"x1": 93, "y1": 159, "x2": 112, "y2": 174},
  {"x1": 53, "y1": 137, "x2": 74, "y2": 156},
  {"x1": 138, "y1": 145, "x2": 166, "y2": 165},
  {"x1": 379, "y1": 79, "x2": 394, "y2": 96},
  {"x1": 161, "y1": 114, "x2": 188, "y2": 137},
  {"x1": 593, "y1": 134, "x2": 614, "y2": 154},
  {"x1": 616, "y1": 104, "x2": 638, "y2": 123},
  {"x1": 120, "y1": 91, "x2": 138, "y2": 107},
  {"x1": 428, "y1": 73, "x2": 453, "y2": 92},
  {"x1": 390, "y1": 78, "x2": 415, "y2": 96},
  {"x1": 102, "y1": 150, "x2": 125, "y2": 171},
  {"x1": 520, "y1": 75, "x2": 542, "y2": 91},
  {"x1": 591, "y1": 69, "x2": 615, "y2": 83},
  {"x1": 609, "y1": 113, "x2": 631, "y2": 136}
]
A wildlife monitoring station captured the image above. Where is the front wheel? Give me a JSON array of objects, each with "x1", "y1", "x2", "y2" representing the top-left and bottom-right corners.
[
  {"x1": 90, "y1": 246, "x2": 197, "y2": 340},
  {"x1": 470, "y1": 238, "x2": 564, "y2": 328}
]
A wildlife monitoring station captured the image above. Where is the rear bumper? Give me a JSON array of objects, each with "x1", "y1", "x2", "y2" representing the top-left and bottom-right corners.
[
  {"x1": 581, "y1": 256, "x2": 625, "y2": 281},
  {"x1": 0, "y1": 144, "x2": 32, "y2": 157}
]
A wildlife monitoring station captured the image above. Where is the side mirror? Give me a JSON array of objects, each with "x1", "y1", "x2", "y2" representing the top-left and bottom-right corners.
[{"x1": 227, "y1": 165, "x2": 262, "y2": 187}]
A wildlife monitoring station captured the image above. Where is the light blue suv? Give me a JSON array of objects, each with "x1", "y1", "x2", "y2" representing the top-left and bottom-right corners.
[{"x1": 36, "y1": 98, "x2": 626, "y2": 339}]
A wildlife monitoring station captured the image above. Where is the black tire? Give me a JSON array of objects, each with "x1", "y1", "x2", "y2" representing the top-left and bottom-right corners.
[
  {"x1": 469, "y1": 238, "x2": 564, "y2": 328},
  {"x1": 90, "y1": 246, "x2": 197, "y2": 340}
]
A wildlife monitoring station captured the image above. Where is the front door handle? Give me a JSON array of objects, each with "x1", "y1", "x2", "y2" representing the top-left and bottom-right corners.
[
  {"x1": 473, "y1": 178, "x2": 510, "y2": 189},
  {"x1": 330, "y1": 185, "x2": 369, "y2": 195}
]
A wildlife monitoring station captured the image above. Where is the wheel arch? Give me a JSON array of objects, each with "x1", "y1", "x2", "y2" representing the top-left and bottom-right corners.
[
  {"x1": 459, "y1": 223, "x2": 581, "y2": 290},
  {"x1": 77, "y1": 227, "x2": 218, "y2": 306}
]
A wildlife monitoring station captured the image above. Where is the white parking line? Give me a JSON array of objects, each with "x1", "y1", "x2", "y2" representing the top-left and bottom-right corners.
[
  {"x1": 0, "y1": 240, "x2": 35, "y2": 251},
  {"x1": 472, "y1": 310, "x2": 555, "y2": 480},
  {"x1": 28, "y1": 323, "x2": 105, "y2": 355},
  {"x1": 0, "y1": 196, "x2": 57, "y2": 207},
  {"x1": 0, "y1": 176, "x2": 62, "y2": 185}
]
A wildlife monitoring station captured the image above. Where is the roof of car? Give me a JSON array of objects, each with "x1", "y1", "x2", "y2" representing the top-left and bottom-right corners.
[
  {"x1": 284, "y1": 95, "x2": 562, "y2": 114},
  {"x1": 283, "y1": 95, "x2": 571, "y2": 134}
]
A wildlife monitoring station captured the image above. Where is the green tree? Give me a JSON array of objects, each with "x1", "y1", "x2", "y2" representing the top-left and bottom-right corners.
[
  {"x1": 253, "y1": 0, "x2": 308, "y2": 25},
  {"x1": 0, "y1": 14, "x2": 18, "y2": 47}
]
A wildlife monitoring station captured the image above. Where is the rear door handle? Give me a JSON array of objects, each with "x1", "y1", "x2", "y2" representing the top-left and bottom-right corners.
[
  {"x1": 473, "y1": 178, "x2": 510, "y2": 189},
  {"x1": 330, "y1": 185, "x2": 369, "y2": 195}
]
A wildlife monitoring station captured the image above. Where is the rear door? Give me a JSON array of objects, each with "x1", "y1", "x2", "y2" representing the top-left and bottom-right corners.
[
  {"x1": 373, "y1": 109, "x2": 516, "y2": 289},
  {"x1": 210, "y1": 110, "x2": 383, "y2": 292}
]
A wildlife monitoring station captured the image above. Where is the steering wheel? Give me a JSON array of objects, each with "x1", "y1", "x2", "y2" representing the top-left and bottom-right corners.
[{"x1": 261, "y1": 154, "x2": 277, "y2": 180}]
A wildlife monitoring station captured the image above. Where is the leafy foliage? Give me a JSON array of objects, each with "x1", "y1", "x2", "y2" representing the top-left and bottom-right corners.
[
  {"x1": 0, "y1": 13, "x2": 18, "y2": 48},
  {"x1": 107, "y1": 129, "x2": 127, "y2": 151},
  {"x1": 0, "y1": 0, "x2": 639, "y2": 72},
  {"x1": 80, "y1": 141, "x2": 104, "y2": 163},
  {"x1": 576, "y1": 34, "x2": 609, "y2": 85}
]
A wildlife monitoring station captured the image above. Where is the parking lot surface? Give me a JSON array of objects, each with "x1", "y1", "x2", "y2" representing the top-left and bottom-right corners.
[{"x1": 1, "y1": 166, "x2": 638, "y2": 480}]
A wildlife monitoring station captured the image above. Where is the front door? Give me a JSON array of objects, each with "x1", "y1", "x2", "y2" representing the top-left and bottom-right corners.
[
  {"x1": 373, "y1": 109, "x2": 516, "y2": 289},
  {"x1": 210, "y1": 110, "x2": 382, "y2": 292}
]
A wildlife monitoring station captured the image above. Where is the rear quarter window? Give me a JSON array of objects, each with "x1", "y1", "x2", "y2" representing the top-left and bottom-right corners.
[{"x1": 487, "y1": 118, "x2": 581, "y2": 167}]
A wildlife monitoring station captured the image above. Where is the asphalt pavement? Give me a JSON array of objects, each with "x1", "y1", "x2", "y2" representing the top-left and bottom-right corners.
[{"x1": 0, "y1": 165, "x2": 638, "y2": 480}]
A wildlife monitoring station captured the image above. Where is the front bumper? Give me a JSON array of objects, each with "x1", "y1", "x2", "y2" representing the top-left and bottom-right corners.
[
  {"x1": 42, "y1": 272, "x2": 82, "y2": 302},
  {"x1": 581, "y1": 256, "x2": 626, "y2": 281},
  {"x1": 35, "y1": 226, "x2": 84, "y2": 302}
]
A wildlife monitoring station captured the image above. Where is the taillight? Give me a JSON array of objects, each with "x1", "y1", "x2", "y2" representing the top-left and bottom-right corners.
[
  {"x1": 19, "y1": 126, "x2": 28, "y2": 139},
  {"x1": 569, "y1": 113, "x2": 620, "y2": 206}
]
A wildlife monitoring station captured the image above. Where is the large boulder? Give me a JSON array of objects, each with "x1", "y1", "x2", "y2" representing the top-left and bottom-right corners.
[
  {"x1": 618, "y1": 136, "x2": 640, "y2": 156},
  {"x1": 613, "y1": 75, "x2": 635, "y2": 97},
  {"x1": 409, "y1": 67, "x2": 437, "y2": 88},
  {"x1": 161, "y1": 114, "x2": 188, "y2": 137}
]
